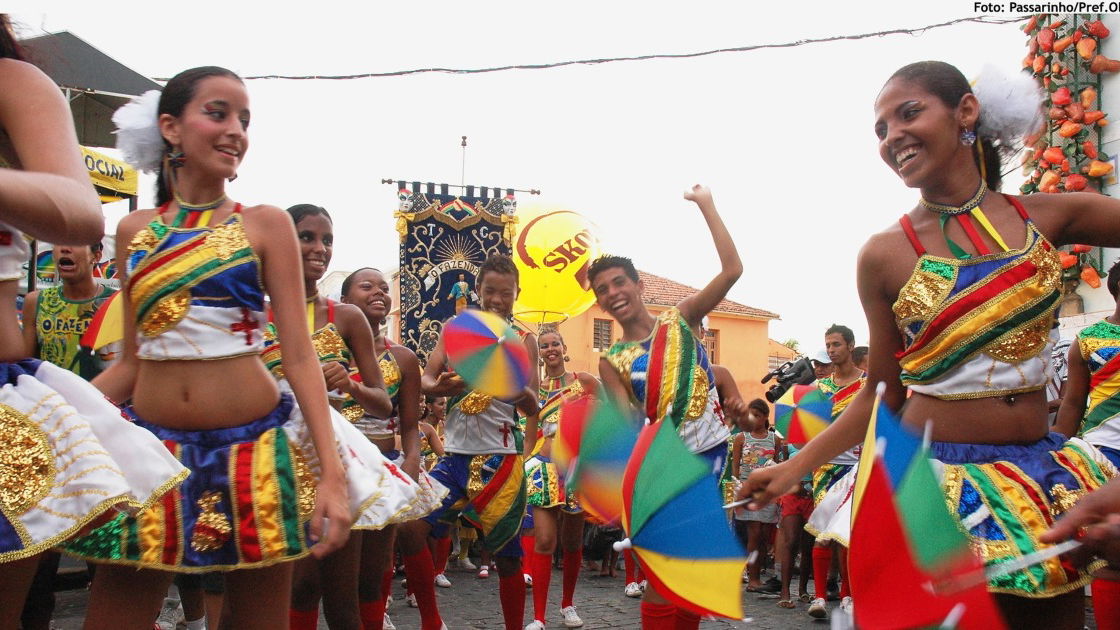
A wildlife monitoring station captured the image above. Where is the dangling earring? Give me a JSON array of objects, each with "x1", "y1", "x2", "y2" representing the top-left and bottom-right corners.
[
  {"x1": 228, "y1": 173, "x2": 238, "y2": 182},
  {"x1": 563, "y1": 355, "x2": 570, "y2": 362},
  {"x1": 538, "y1": 359, "x2": 545, "y2": 367},
  {"x1": 959, "y1": 128, "x2": 977, "y2": 146},
  {"x1": 167, "y1": 148, "x2": 186, "y2": 168}
]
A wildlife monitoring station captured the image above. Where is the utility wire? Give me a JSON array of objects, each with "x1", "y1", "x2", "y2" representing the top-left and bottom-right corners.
[{"x1": 154, "y1": 15, "x2": 1024, "y2": 82}]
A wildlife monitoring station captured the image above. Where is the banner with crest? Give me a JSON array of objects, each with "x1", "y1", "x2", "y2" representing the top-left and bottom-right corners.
[{"x1": 395, "y1": 183, "x2": 517, "y2": 365}]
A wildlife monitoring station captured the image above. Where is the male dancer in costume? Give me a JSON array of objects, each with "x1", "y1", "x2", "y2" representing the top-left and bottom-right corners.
[
  {"x1": 803, "y1": 324, "x2": 864, "y2": 619},
  {"x1": 592, "y1": 185, "x2": 742, "y2": 630},
  {"x1": 1055, "y1": 261, "x2": 1120, "y2": 623},
  {"x1": 410, "y1": 254, "x2": 540, "y2": 630}
]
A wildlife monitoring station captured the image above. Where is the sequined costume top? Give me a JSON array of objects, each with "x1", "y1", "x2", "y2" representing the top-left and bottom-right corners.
[
  {"x1": 893, "y1": 196, "x2": 1062, "y2": 400},
  {"x1": 603, "y1": 307, "x2": 731, "y2": 453},
  {"x1": 817, "y1": 375, "x2": 865, "y2": 465},
  {"x1": 353, "y1": 342, "x2": 403, "y2": 440},
  {"x1": 442, "y1": 327, "x2": 528, "y2": 456},
  {"x1": 261, "y1": 299, "x2": 364, "y2": 422},
  {"x1": 127, "y1": 204, "x2": 267, "y2": 360},
  {"x1": 420, "y1": 421, "x2": 443, "y2": 470},
  {"x1": 537, "y1": 374, "x2": 587, "y2": 441},
  {"x1": 1076, "y1": 319, "x2": 1120, "y2": 451}
]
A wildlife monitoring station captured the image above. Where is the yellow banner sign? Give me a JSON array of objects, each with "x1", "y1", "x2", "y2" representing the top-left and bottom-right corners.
[{"x1": 81, "y1": 146, "x2": 137, "y2": 201}]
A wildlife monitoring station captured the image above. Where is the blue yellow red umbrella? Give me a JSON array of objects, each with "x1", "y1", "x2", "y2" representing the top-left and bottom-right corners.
[
  {"x1": 564, "y1": 394, "x2": 639, "y2": 525},
  {"x1": 774, "y1": 384, "x2": 833, "y2": 447},
  {"x1": 620, "y1": 418, "x2": 747, "y2": 620},
  {"x1": 79, "y1": 290, "x2": 123, "y2": 350},
  {"x1": 442, "y1": 309, "x2": 531, "y2": 400}
]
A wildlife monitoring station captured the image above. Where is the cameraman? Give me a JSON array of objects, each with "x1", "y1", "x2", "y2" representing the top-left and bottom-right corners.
[{"x1": 812, "y1": 350, "x2": 833, "y2": 381}]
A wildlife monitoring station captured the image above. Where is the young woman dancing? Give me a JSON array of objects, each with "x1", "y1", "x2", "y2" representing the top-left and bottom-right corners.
[
  {"x1": 521, "y1": 329, "x2": 598, "y2": 630},
  {"x1": 61, "y1": 66, "x2": 354, "y2": 630},
  {"x1": 742, "y1": 61, "x2": 1118, "y2": 628}
]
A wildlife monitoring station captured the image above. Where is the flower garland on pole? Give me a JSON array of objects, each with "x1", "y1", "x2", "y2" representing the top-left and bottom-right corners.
[{"x1": 1022, "y1": 14, "x2": 1117, "y2": 289}]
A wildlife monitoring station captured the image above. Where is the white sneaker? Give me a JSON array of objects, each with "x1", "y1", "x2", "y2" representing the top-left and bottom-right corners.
[
  {"x1": 524, "y1": 572, "x2": 533, "y2": 588},
  {"x1": 560, "y1": 605, "x2": 584, "y2": 628},
  {"x1": 478, "y1": 566, "x2": 490, "y2": 579},
  {"x1": 640, "y1": 579, "x2": 648, "y2": 591},
  {"x1": 383, "y1": 613, "x2": 397, "y2": 630},
  {"x1": 406, "y1": 593, "x2": 418, "y2": 608},
  {"x1": 840, "y1": 595, "x2": 854, "y2": 615},
  {"x1": 524, "y1": 621, "x2": 546, "y2": 630},
  {"x1": 434, "y1": 573, "x2": 452, "y2": 588},
  {"x1": 624, "y1": 582, "x2": 643, "y2": 598},
  {"x1": 807, "y1": 597, "x2": 828, "y2": 619},
  {"x1": 154, "y1": 598, "x2": 184, "y2": 630},
  {"x1": 455, "y1": 557, "x2": 477, "y2": 571}
]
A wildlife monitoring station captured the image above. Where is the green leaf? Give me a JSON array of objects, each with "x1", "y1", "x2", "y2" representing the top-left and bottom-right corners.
[
  {"x1": 1100, "y1": 152, "x2": 1110, "y2": 161},
  {"x1": 1065, "y1": 143, "x2": 1078, "y2": 156}
]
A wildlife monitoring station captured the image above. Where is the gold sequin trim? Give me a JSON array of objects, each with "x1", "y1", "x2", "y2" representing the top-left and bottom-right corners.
[
  {"x1": 190, "y1": 491, "x2": 233, "y2": 553},
  {"x1": 1049, "y1": 483, "x2": 1084, "y2": 517},
  {"x1": 893, "y1": 268, "x2": 953, "y2": 330},
  {"x1": 1027, "y1": 242, "x2": 1062, "y2": 292},
  {"x1": 458, "y1": 391, "x2": 493, "y2": 415},
  {"x1": 290, "y1": 445, "x2": 316, "y2": 521},
  {"x1": 988, "y1": 319, "x2": 1052, "y2": 363},
  {"x1": 311, "y1": 325, "x2": 348, "y2": 362},
  {"x1": 206, "y1": 219, "x2": 251, "y2": 261},
  {"x1": 0, "y1": 402, "x2": 56, "y2": 517},
  {"x1": 467, "y1": 455, "x2": 486, "y2": 498},
  {"x1": 140, "y1": 290, "x2": 191, "y2": 337},
  {"x1": 380, "y1": 357, "x2": 401, "y2": 387},
  {"x1": 684, "y1": 365, "x2": 709, "y2": 421},
  {"x1": 605, "y1": 344, "x2": 645, "y2": 380},
  {"x1": 341, "y1": 403, "x2": 364, "y2": 423},
  {"x1": 129, "y1": 226, "x2": 159, "y2": 253}
]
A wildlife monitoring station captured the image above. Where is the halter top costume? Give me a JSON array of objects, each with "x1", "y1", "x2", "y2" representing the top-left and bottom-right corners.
[
  {"x1": 1076, "y1": 319, "x2": 1120, "y2": 452},
  {"x1": 817, "y1": 375, "x2": 866, "y2": 465},
  {"x1": 893, "y1": 195, "x2": 1062, "y2": 400},
  {"x1": 127, "y1": 203, "x2": 266, "y2": 360},
  {"x1": 261, "y1": 299, "x2": 364, "y2": 423},
  {"x1": 603, "y1": 307, "x2": 730, "y2": 453},
  {"x1": 538, "y1": 373, "x2": 587, "y2": 441},
  {"x1": 352, "y1": 340, "x2": 403, "y2": 441}
]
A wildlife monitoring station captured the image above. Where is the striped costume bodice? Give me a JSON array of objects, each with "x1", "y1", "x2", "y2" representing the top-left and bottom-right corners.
[
  {"x1": 127, "y1": 204, "x2": 266, "y2": 360},
  {"x1": 1077, "y1": 319, "x2": 1120, "y2": 450},
  {"x1": 892, "y1": 196, "x2": 1062, "y2": 400},
  {"x1": 538, "y1": 374, "x2": 586, "y2": 440},
  {"x1": 818, "y1": 375, "x2": 865, "y2": 464},
  {"x1": 603, "y1": 307, "x2": 730, "y2": 453}
]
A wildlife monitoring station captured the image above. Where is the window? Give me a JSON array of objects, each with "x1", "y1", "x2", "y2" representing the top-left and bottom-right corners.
[
  {"x1": 593, "y1": 319, "x2": 613, "y2": 351},
  {"x1": 703, "y1": 329, "x2": 719, "y2": 364}
]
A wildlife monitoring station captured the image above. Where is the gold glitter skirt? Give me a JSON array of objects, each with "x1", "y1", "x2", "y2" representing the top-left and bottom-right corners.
[{"x1": 0, "y1": 359, "x2": 187, "y2": 563}]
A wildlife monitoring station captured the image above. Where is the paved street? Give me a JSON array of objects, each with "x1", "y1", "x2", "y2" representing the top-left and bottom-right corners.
[{"x1": 48, "y1": 562, "x2": 1101, "y2": 629}]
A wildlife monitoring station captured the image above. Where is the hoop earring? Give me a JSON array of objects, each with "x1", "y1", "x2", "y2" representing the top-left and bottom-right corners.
[
  {"x1": 959, "y1": 128, "x2": 977, "y2": 146},
  {"x1": 167, "y1": 148, "x2": 185, "y2": 169}
]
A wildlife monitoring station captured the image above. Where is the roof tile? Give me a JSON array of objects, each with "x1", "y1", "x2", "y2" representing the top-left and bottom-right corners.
[{"x1": 637, "y1": 270, "x2": 778, "y2": 319}]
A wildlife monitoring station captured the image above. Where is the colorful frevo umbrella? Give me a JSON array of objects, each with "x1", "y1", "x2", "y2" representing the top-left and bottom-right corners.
[
  {"x1": 551, "y1": 394, "x2": 593, "y2": 483},
  {"x1": 848, "y1": 384, "x2": 1006, "y2": 629},
  {"x1": 564, "y1": 394, "x2": 638, "y2": 525},
  {"x1": 80, "y1": 290, "x2": 124, "y2": 351},
  {"x1": 442, "y1": 309, "x2": 531, "y2": 400},
  {"x1": 774, "y1": 383, "x2": 832, "y2": 447},
  {"x1": 619, "y1": 417, "x2": 747, "y2": 620}
]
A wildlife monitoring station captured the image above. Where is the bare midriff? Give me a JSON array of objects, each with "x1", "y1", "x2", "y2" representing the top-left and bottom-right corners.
[
  {"x1": 902, "y1": 388, "x2": 1050, "y2": 445},
  {"x1": 133, "y1": 354, "x2": 281, "y2": 430}
]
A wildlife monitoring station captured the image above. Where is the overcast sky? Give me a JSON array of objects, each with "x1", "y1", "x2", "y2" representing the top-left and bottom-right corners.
[{"x1": 12, "y1": 2, "x2": 1034, "y2": 362}]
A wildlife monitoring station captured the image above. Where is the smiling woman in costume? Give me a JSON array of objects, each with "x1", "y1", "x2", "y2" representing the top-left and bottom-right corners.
[
  {"x1": 0, "y1": 14, "x2": 187, "y2": 627},
  {"x1": 56, "y1": 66, "x2": 360, "y2": 630},
  {"x1": 742, "y1": 61, "x2": 1118, "y2": 628}
]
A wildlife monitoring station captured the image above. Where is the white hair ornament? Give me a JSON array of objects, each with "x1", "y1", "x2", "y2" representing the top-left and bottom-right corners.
[
  {"x1": 112, "y1": 90, "x2": 165, "y2": 173},
  {"x1": 971, "y1": 65, "x2": 1044, "y2": 150}
]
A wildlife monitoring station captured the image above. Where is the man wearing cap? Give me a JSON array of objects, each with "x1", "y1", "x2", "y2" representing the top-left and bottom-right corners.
[{"x1": 811, "y1": 349, "x2": 833, "y2": 381}]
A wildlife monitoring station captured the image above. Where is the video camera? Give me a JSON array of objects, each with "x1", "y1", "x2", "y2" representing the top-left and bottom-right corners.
[{"x1": 762, "y1": 356, "x2": 817, "y2": 403}]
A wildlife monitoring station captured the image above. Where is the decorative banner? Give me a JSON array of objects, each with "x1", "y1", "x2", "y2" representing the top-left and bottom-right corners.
[
  {"x1": 81, "y1": 146, "x2": 137, "y2": 203},
  {"x1": 396, "y1": 183, "x2": 515, "y2": 366}
]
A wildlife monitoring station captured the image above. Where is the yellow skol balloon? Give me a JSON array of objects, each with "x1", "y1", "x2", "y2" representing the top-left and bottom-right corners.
[{"x1": 512, "y1": 206, "x2": 602, "y2": 325}]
